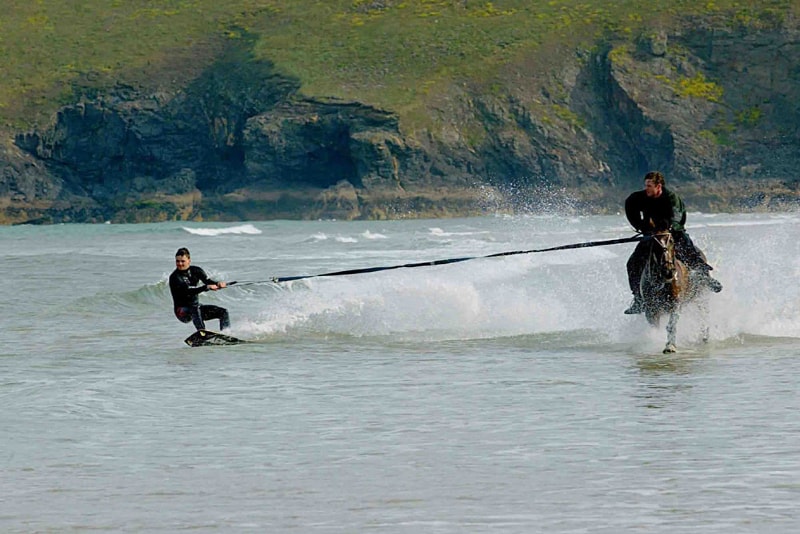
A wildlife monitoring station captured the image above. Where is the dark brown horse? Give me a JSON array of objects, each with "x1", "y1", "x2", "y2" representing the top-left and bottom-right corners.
[{"x1": 639, "y1": 231, "x2": 709, "y2": 353}]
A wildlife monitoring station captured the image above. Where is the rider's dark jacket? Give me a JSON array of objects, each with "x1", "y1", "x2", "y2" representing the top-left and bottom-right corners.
[
  {"x1": 169, "y1": 265, "x2": 217, "y2": 309},
  {"x1": 625, "y1": 187, "x2": 686, "y2": 234},
  {"x1": 624, "y1": 186, "x2": 709, "y2": 297}
]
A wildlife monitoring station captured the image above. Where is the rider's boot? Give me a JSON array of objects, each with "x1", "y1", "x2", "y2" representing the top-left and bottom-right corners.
[{"x1": 624, "y1": 294, "x2": 644, "y2": 314}]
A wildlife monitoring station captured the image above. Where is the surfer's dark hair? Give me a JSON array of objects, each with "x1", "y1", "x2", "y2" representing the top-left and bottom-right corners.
[
  {"x1": 644, "y1": 171, "x2": 665, "y2": 186},
  {"x1": 175, "y1": 247, "x2": 191, "y2": 258}
]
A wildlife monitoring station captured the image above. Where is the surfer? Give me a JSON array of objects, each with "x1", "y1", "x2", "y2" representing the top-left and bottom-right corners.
[
  {"x1": 169, "y1": 247, "x2": 231, "y2": 331},
  {"x1": 624, "y1": 171, "x2": 722, "y2": 314}
]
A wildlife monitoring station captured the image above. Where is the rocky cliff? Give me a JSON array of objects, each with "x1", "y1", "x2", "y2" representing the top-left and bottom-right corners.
[{"x1": 2, "y1": 18, "x2": 799, "y2": 224}]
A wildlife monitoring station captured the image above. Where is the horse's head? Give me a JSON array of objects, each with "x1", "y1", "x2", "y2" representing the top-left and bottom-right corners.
[
  {"x1": 652, "y1": 231, "x2": 677, "y2": 280},
  {"x1": 643, "y1": 230, "x2": 690, "y2": 306}
]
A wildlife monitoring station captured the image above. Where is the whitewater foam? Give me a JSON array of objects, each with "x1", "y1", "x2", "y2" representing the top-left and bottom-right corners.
[{"x1": 182, "y1": 223, "x2": 262, "y2": 236}]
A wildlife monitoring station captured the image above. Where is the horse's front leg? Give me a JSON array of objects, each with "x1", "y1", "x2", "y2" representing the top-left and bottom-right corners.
[
  {"x1": 664, "y1": 311, "x2": 679, "y2": 353},
  {"x1": 699, "y1": 296, "x2": 710, "y2": 344}
]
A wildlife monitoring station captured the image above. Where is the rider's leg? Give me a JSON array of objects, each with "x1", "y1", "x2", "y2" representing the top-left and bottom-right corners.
[
  {"x1": 174, "y1": 307, "x2": 195, "y2": 326},
  {"x1": 190, "y1": 305, "x2": 207, "y2": 330},
  {"x1": 201, "y1": 305, "x2": 231, "y2": 331},
  {"x1": 674, "y1": 232, "x2": 722, "y2": 292},
  {"x1": 627, "y1": 240, "x2": 650, "y2": 292},
  {"x1": 627, "y1": 254, "x2": 642, "y2": 294},
  {"x1": 674, "y1": 232, "x2": 706, "y2": 269},
  {"x1": 625, "y1": 242, "x2": 648, "y2": 313}
]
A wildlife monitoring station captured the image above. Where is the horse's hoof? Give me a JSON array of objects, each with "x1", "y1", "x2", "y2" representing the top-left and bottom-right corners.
[{"x1": 663, "y1": 344, "x2": 677, "y2": 354}]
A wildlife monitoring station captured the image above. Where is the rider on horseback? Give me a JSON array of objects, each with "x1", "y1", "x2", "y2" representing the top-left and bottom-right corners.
[{"x1": 624, "y1": 171, "x2": 722, "y2": 314}]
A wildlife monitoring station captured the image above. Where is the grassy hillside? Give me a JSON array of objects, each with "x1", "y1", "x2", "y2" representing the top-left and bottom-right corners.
[{"x1": 1, "y1": 0, "x2": 793, "y2": 130}]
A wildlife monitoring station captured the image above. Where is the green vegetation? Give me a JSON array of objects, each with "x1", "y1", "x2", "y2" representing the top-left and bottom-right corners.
[
  {"x1": 552, "y1": 103, "x2": 585, "y2": 128},
  {"x1": 709, "y1": 120, "x2": 737, "y2": 146},
  {"x1": 676, "y1": 73, "x2": 724, "y2": 102},
  {"x1": 735, "y1": 107, "x2": 763, "y2": 127},
  {"x1": 1, "y1": 0, "x2": 795, "y2": 130}
]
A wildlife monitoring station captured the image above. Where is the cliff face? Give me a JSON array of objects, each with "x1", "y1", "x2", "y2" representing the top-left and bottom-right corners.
[{"x1": 3, "y1": 21, "x2": 800, "y2": 224}]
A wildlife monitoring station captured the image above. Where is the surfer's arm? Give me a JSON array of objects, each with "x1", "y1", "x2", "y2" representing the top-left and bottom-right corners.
[
  {"x1": 200, "y1": 273, "x2": 226, "y2": 291},
  {"x1": 193, "y1": 266, "x2": 226, "y2": 291}
]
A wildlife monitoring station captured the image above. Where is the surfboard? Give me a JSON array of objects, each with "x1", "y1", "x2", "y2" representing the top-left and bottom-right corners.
[{"x1": 184, "y1": 329, "x2": 247, "y2": 347}]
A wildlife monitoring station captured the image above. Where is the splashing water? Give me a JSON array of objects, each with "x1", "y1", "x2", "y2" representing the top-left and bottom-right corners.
[{"x1": 205, "y1": 213, "x2": 800, "y2": 350}]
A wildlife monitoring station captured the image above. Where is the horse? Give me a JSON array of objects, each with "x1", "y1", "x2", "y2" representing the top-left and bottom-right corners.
[{"x1": 639, "y1": 231, "x2": 710, "y2": 353}]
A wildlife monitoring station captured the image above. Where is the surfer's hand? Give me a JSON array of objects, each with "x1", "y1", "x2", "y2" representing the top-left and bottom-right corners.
[{"x1": 218, "y1": 281, "x2": 227, "y2": 289}]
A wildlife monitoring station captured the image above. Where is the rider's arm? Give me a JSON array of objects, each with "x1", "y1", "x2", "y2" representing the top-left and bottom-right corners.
[
  {"x1": 625, "y1": 193, "x2": 646, "y2": 232},
  {"x1": 194, "y1": 266, "x2": 225, "y2": 291},
  {"x1": 175, "y1": 274, "x2": 208, "y2": 296},
  {"x1": 664, "y1": 189, "x2": 687, "y2": 232}
]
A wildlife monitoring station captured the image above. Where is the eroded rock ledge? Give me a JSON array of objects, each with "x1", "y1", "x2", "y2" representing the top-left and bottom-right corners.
[{"x1": 3, "y1": 20, "x2": 800, "y2": 224}]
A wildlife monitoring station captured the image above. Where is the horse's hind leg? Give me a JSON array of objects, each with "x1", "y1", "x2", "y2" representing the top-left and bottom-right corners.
[{"x1": 664, "y1": 311, "x2": 679, "y2": 353}]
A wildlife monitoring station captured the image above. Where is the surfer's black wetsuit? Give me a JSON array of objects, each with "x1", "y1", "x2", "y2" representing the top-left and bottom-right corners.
[
  {"x1": 169, "y1": 265, "x2": 230, "y2": 331},
  {"x1": 625, "y1": 186, "x2": 710, "y2": 295}
]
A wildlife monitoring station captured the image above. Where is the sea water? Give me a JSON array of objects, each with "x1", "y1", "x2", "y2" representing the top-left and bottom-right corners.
[{"x1": 1, "y1": 213, "x2": 799, "y2": 532}]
